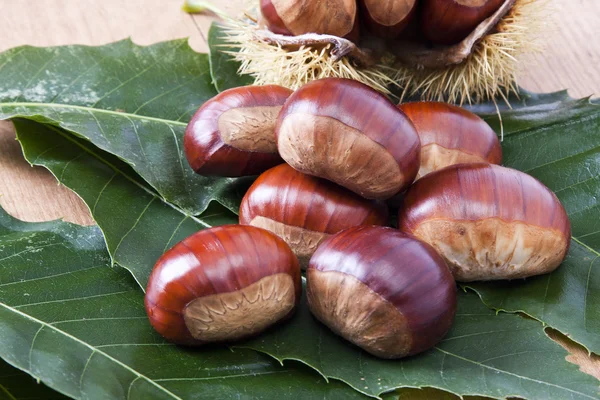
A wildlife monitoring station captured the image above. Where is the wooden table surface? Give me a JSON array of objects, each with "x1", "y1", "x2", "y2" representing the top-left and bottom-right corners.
[{"x1": 1, "y1": 0, "x2": 599, "y2": 395}]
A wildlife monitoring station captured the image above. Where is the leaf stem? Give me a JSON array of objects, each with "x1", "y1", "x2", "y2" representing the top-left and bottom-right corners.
[{"x1": 182, "y1": 1, "x2": 230, "y2": 20}]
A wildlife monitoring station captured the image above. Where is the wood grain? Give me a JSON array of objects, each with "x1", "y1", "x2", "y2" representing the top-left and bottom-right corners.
[{"x1": 0, "y1": 0, "x2": 599, "y2": 394}]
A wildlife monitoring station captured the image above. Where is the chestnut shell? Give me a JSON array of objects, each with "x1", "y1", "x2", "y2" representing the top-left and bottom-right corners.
[
  {"x1": 145, "y1": 225, "x2": 301, "y2": 345},
  {"x1": 260, "y1": 0, "x2": 359, "y2": 41},
  {"x1": 359, "y1": 0, "x2": 418, "y2": 38},
  {"x1": 184, "y1": 85, "x2": 291, "y2": 177},
  {"x1": 399, "y1": 101, "x2": 502, "y2": 178},
  {"x1": 239, "y1": 164, "x2": 389, "y2": 266},
  {"x1": 421, "y1": 0, "x2": 506, "y2": 45},
  {"x1": 260, "y1": 0, "x2": 291, "y2": 35},
  {"x1": 307, "y1": 226, "x2": 457, "y2": 359},
  {"x1": 276, "y1": 78, "x2": 421, "y2": 200},
  {"x1": 398, "y1": 164, "x2": 571, "y2": 281}
]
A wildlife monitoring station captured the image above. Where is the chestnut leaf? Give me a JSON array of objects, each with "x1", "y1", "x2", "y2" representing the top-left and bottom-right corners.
[
  {"x1": 0, "y1": 205, "x2": 366, "y2": 400},
  {"x1": 12, "y1": 118, "x2": 236, "y2": 289},
  {"x1": 0, "y1": 40, "x2": 253, "y2": 217},
  {"x1": 12, "y1": 120, "x2": 600, "y2": 400},
  {"x1": 0, "y1": 358, "x2": 67, "y2": 400}
]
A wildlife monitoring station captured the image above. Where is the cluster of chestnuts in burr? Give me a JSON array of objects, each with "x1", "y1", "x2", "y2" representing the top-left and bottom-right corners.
[
  {"x1": 260, "y1": 0, "x2": 507, "y2": 46},
  {"x1": 144, "y1": 77, "x2": 571, "y2": 359}
]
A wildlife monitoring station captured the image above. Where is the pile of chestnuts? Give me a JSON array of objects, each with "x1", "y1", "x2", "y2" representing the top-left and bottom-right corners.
[{"x1": 144, "y1": 77, "x2": 570, "y2": 359}]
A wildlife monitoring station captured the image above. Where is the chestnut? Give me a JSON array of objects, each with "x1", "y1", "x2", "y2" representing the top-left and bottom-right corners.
[
  {"x1": 359, "y1": 0, "x2": 417, "y2": 38},
  {"x1": 399, "y1": 101, "x2": 502, "y2": 178},
  {"x1": 260, "y1": 0, "x2": 359, "y2": 40},
  {"x1": 144, "y1": 225, "x2": 301, "y2": 345},
  {"x1": 398, "y1": 164, "x2": 571, "y2": 282},
  {"x1": 239, "y1": 164, "x2": 389, "y2": 267},
  {"x1": 307, "y1": 226, "x2": 457, "y2": 359},
  {"x1": 276, "y1": 78, "x2": 421, "y2": 200},
  {"x1": 184, "y1": 85, "x2": 292, "y2": 177},
  {"x1": 421, "y1": 0, "x2": 506, "y2": 45}
]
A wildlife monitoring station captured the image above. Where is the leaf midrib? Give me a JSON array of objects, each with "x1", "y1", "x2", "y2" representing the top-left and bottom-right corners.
[
  {"x1": 23, "y1": 123, "x2": 209, "y2": 227},
  {"x1": 0, "y1": 102, "x2": 187, "y2": 127}
]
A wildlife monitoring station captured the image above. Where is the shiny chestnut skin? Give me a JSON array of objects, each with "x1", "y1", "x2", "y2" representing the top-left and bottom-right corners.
[
  {"x1": 276, "y1": 78, "x2": 421, "y2": 200},
  {"x1": 398, "y1": 164, "x2": 571, "y2": 282},
  {"x1": 359, "y1": 0, "x2": 417, "y2": 38},
  {"x1": 399, "y1": 101, "x2": 502, "y2": 178},
  {"x1": 184, "y1": 85, "x2": 292, "y2": 177},
  {"x1": 421, "y1": 0, "x2": 505, "y2": 45},
  {"x1": 239, "y1": 164, "x2": 389, "y2": 267},
  {"x1": 307, "y1": 226, "x2": 457, "y2": 359},
  {"x1": 145, "y1": 225, "x2": 301, "y2": 345},
  {"x1": 260, "y1": 0, "x2": 360, "y2": 41}
]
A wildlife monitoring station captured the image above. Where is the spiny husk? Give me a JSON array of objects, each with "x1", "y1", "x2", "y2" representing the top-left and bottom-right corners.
[
  {"x1": 392, "y1": 0, "x2": 547, "y2": 104},
  {"x1": 221, "y1": 0, "x2": 548, "y2": 105},
  {"x1": 223, "y1": 22, "x2": 398, "y2": 95}
]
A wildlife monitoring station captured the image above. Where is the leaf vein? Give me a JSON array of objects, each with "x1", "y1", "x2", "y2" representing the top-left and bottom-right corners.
[
  {"x1": 112, "y1": 197, "x2": 156, "y2": 258},
  {"x1": 1, "y1": 302, "x2": 183, "y2": 400},
  {"x1": 1, "y1": 102, "x2": 187, "y2": 126},
  {"x1": 14, "y1": 290, "x2": 135, "y2": 309},
  {"x1": 434, "y1": 347, "x2": 596, "y2": 399}
]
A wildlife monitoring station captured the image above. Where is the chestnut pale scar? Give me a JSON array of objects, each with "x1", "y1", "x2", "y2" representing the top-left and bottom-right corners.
[
  {"x1": 363, "y1": 0, "x2": 416, "y2": 25},
  {"x1": 217, "y1": 106, "x2": 282, "y2": 153},
  {"x1": 455, "y1": 0, "x2": 490, "y2": 6},
  {"x1": 307, "y1": 269, "x2": 412, "y2": 359},
  {"x1": 278, "y1": 113, "x2": 404, "y2": 199},
  {"x1": 183, "y1": 273, "x2": 295, "y2": 341},
  {"x1": 418, "y1": 143, "x2": 488, "y2": 178},
  {"x1": 412, "y1": 218, "x2": 569, "y2": 281},
  {"x1": 249, "y1": 216, "x2": 331, "y2": 268}
]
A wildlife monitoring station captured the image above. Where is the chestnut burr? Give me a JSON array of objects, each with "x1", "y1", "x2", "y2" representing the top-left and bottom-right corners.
[
  {"x1": 145, "y1": 225, "x2": 301, "y2": 345},
  {"x1": 184, "y1": 85, "x2": 292, "y2": 177},
  {"x1": 398, "y1": 164, "x2": 571, "y2": 281},
  {"x1": 239, "y1": 164, "x2": 389, "y2": 267},
  {"x1": 399, "y1": 101, "x2": 502, "y2": 178},
  {"x1": 276, "y1": 78, "x2": 421, "y2": 200},
  {"x1": 307, "y1": 226, "x2": 457, "y2": 359}
]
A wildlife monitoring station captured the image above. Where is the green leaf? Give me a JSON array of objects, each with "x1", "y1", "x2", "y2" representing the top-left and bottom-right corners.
[
  {"x1": 0, "y1": 205, "x2": 365, "y2": 400},
  {"x1": 465, "y1": 90, "x2": 600, "y2": 355},
  {"x1": 13, "y1": 120, "x2": 599, "y2": 400},
  {"x1": 12, "y1": 118, "x2": 232, "y2": 290},
  {"x1": 208, "y1": 23, "x2": 254, "y2": 92},
  {"x1": 0, "y1": 358, "x2": 68, "y2": 400},
  {"x1": 0, "y1": 40, "x2": 252, "y2": 216}
]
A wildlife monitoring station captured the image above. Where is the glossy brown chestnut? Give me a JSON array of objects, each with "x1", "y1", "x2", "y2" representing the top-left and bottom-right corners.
[
  {"x1": 276, "y1": 78, "x2": 421, "y2": 200},
  {"x1": 239, "y1": 164, "x2": 389, "y2": 267},
  {"x1": 184, "y1": 85, "x2": 292, "y2": 177},
  {"x1": 359, "y1": 0, "x2": 417, "y2": 38},
  {"x1": 307, "y1": 226, "x2": 456, "y2": 359},
  {"x1": 144, "y1": 225, "x2": 301, "y2": 345},
  {"x1": 421, "y1": 0, "x2": 506, "y2": 45},
  {"x1": 398, "y1": 164, "x2": 571, "y2": 282},
  {"x1": 260, "y1": 0, "x2": 359, "y2": 40},
  {"x1": 399, "y1": 101, "x2": 502, "y2": 178}
]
